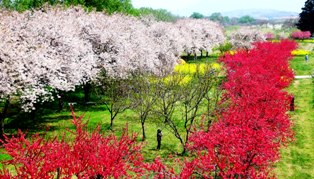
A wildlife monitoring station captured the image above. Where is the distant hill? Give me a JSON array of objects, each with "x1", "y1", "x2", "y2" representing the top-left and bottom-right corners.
[{"x1": 221, "y1": 9, "x2": 299, "y2": 20}]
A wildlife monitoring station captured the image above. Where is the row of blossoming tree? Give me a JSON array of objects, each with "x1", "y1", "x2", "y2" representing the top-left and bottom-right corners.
[
  {"x1": 0, "y1": 5, "x2": 268, "y2": 134},
  {"x1": 0, "y1": 5, "x2": 227, "y2": 133},
  {"x1": 1, "y1": 33, "x2": 297, "y2": 177}
]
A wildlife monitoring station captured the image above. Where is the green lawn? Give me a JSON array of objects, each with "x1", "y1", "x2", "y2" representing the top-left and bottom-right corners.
[
  {"x1": 290, "y1": 55, "x2": 314, "y2": 75},
  {"x1": 290, "y1": 42, "x2": 314, "y2": 75},
  {"x1": 275, "y1": 78, "x2": 314, "y2": 178},
  {"x1": 1, "y1": 96, "x2": 197, "y2": 161},
  {"x1": 275, "y1": 44, "x2": 314, "y2": 178}
]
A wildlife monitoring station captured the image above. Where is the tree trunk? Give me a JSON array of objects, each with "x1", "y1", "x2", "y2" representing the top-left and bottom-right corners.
[
  {"x1": 187, "y1": 52, "x2": 191, "y2": 58},
  {"x1": 30, "y1": 108, "x2": 36, "y2": 121},
  {"x1": 110, "y1": 116, "x2": 114, "y2": 129},
  {"x1": 207, "y1": 100, "x2": 212, "y2": 131},
  {"x1": 58, "y1": 91, "x2": 64, "y2": 112},
  {"x1": 179, "y1": 137, "x2": 186, "y2": 155},
  {"x1": 200, "y1": 50, "x2": 203, "y2": 58},
  {"x1": 141, "y1": 121, "x2": 146, "y2": 141},
  {"x1": 109, "y1": 110, "x2": 117, "y2": 129},
  {"x1": 194, "y1": 52, "x2": 197, "y2": 60},
  {"x1": 206, "y1": 51, "x2": 209, "y2": 57},
  {"x1": 83, "y1": 83, "x2": 91, "y2": 104},
  {"x1": 0, "y1": 97, "x2": 10, "y2": 137}
]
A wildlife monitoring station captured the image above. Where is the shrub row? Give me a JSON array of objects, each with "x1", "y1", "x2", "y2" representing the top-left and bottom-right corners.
[{"x1": 185, "y1": 40, "x2": 297, "y2": 178}]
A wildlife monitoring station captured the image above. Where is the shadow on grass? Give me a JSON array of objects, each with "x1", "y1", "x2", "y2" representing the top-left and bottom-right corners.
[
  {"x1": 181, "y1": 54, "x2": 220, "y2": 64},
  {"x1": 3, "y1": 98, "x2": 107, "y2": 135}
]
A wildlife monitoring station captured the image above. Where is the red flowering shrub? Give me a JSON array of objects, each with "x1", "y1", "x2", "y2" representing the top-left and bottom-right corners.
[
  {"x1": 183, "y1": 40, "x2": 297, "y2": 178},
  {"x1": 0, "y1": 108, "x2": 144, "y2": 178},
  {"x1": 291, "y1": 30, "x2": 311, "y2": 40}
]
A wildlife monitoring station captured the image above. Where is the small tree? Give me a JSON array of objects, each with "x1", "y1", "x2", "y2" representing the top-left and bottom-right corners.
[
  {"x1": 97, "y1": 76, "x2": 132, "y2": 129},
  {"x1": 179, "y1": 63, "x2": 220, "y2": 154},
  {"x1": 152, "y1": 63, "x2": 221, "y2": 154},
  {"x1": 297, "y1": 0, "x2": 314, "y2": 35},
  {"x1": 152, "y1": 74, "x2": 184, "y2": 150},
  {"x1": 129, "y1": 73, "x2": 158, "y2": 141}
]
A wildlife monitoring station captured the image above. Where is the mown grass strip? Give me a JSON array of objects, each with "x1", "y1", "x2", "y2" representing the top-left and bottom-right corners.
[{"x1": 275, "y1": 78, "x2": 314, "y2": 178}]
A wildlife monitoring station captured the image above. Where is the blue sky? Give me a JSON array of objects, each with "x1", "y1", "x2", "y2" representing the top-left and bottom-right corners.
[{"x1": 132, "y1": 0, "x2": 305, "y2": 16}]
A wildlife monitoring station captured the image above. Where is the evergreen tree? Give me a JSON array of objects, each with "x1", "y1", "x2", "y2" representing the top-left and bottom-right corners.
[{"x1": 297, "y1": 0, "x2": 314, "y2": 35}]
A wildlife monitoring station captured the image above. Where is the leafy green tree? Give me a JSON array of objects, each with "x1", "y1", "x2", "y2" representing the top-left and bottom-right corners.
[
  {"x1": 138, "y1": 7, "x2": 178, "y2": 22},
  {"x1": 209, "y1": 12, "x2": 223, "y2": 22},
  {"x1": 238, "y1": 15, "x2": 256, "y2": 24},
  {"x1": 1, "y1": 0, "x2": 54, "y2": 11},
  {"x1": 190, "y1": 12, "x2": 204, "y2": 19},
  {"x1": 297, "y1": 0, "x2": 314, "y2": 35},
  {"x1": 217, "y1": 42, "x2": 232, "y2": 54},
  {"x1": 208, "y1": 12, "x2": 230, "y2": 25},
  {"x1": 83, "y1": 0, "x2": 138, "y2": 15},
  {"x1": 0, "y1": 0, "x2": 12, "y2": 9},
  {"x1": 0, "y1": 0, "x2": 138, "y2": 15}
]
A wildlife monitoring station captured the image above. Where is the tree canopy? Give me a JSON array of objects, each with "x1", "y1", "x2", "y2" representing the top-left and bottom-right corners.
[
  {"x1": 208, "y1": 12, "x2": 230, "y2": 25},
  {"x1": 297, "y1": 0, "x2": 314, "y2": 35},
  {"x1": 138, "y1": 7, "x2": 178, "y2": 22},
  {"x1": 190, "y1": 12, "x2": 204, "y2": 19},
  {"x1": 238, "y1": 15, "x2": 256, "y2": 24},
  {"x1": 0, "y1": 0, "x2": 138, "y2": 15}
]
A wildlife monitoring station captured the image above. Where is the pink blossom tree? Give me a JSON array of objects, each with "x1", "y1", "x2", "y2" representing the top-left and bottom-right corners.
[
  {"x1": 175, "y1": 18, "x2": 225, "y2": 58},
  {"x1": 229, "y1": 27, "x2": 266, "y2": 50}
]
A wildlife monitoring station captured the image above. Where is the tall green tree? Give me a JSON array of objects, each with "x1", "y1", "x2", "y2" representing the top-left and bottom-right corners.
[
  {"x1": 297, "y1": 0, "x2": 314, "y2": 35},
  {"x1": 190, "y1": 12, "x2": 204, "y2": 19}
]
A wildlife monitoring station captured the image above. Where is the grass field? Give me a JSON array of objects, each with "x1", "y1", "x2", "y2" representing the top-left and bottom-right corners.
[
  {"x1": 290, "y1": 55, "x2": 314, "y2": 75},
  {"x1": 275, "y1": 47, "x2": 314, "y2": 178},
  {"x1": 275, "y1": 78, "x2": 314, "y2": 178},
  {"x1": 290, "y1": 42, "x2": 314, "y2": 75}
]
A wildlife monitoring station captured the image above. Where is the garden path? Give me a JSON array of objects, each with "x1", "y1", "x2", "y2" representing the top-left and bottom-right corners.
[{"x1": 295, "y1": 75, "x2": 312, "y2": 79}]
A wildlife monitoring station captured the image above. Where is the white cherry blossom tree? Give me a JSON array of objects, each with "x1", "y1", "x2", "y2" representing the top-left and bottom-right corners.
[{"x1": 228, "y1": 27, "x2": 266, "y2": 50}]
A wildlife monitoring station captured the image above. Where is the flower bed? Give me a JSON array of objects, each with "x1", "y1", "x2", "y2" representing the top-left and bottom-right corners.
[{"x1": 291, "y1": 49, "x2": 311, "y2": 56}]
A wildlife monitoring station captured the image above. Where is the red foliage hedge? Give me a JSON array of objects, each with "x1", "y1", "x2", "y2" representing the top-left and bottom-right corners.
[{"x1": 185, "y1": 40, "x2": 297, "y2": 178}]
